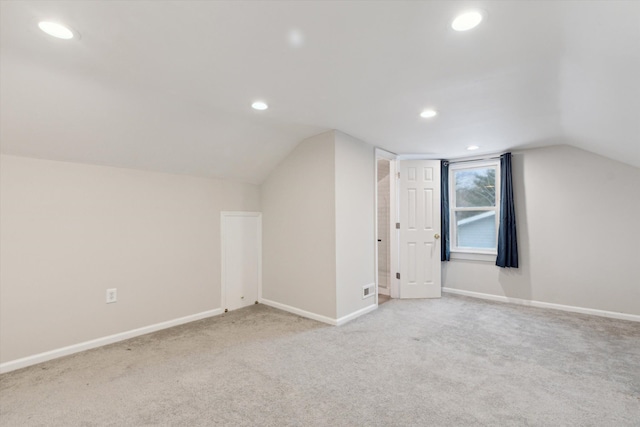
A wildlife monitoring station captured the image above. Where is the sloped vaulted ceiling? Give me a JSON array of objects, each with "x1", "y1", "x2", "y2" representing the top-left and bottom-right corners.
[{"x1": 1, "y1": 1, "x2": 638, "y2": 184}]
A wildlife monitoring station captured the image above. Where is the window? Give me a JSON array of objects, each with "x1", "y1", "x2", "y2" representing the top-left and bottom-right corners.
[{"x1": 450, "y1": 160, "x2": 500, "y2": 255}]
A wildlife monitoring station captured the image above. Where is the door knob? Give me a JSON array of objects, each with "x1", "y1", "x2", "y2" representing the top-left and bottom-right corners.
[{"x1": 434, "y1": 234, "x2": 440, "y2": 239}]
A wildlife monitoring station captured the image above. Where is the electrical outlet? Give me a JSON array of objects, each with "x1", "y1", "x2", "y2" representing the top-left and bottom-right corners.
[{"x1": 106, "y1": 288, "x2": 117, "y2": 304}]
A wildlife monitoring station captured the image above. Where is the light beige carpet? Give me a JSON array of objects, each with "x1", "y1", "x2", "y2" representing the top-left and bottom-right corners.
[{"x1": 1, "y1": 294, "x2": 639, "y2": 426}]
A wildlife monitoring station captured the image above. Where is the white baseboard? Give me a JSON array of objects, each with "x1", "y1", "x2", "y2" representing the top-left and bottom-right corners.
[
  {"x1": 259, "y1": 298, "x2": 377, "y2": 326},
  {"x1": 259, "y1": 298, "x2": 337, "y2": 325},
  {"x1": 0, "y1": 308, "x2": 224, "y2": 374},
  {"x1": 442, "y1": 287, "x2": 640, "y2": 322},
  {"x1": 336, "y1": 304, "x2": 377, "y2": 326}
]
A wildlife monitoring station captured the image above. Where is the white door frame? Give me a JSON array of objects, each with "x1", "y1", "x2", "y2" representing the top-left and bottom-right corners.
[
  {"x1": 374, "y1": 148, "x2": 399, "y2": 304},
  {"x1": 220, "y1": 211, "x2": 262, "y2": 312}
]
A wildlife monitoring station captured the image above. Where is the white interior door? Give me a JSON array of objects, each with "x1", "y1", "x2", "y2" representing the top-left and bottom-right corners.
[
  {"x1": 221, "y1": 212, "x2": 261, "y2": 312},
  {"x1": 399, "y1": 160, "x2": 441, "y2": 298}
]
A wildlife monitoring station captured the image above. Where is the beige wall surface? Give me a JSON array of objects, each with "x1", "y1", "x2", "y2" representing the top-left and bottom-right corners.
[
  {"x1": 335, "y1": 132, "x2": 376, "y2": 319},
  {"x1": 261, "y1": 131, "x2": 337, "y2": 318},
  {"x1": 0, "y1": 155, "x2": 260, "y2": 363},
  {"x1": 443, "y1": 145, "x2": 640, "y2": 315}
]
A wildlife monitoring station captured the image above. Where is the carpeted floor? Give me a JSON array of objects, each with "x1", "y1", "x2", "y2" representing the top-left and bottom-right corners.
[
  {"x1": 1, "y1": 294, "x2": 639, "y2": 426},
  {"x1": 378, "y1": 294, "x2": 391, "y2": 305}
]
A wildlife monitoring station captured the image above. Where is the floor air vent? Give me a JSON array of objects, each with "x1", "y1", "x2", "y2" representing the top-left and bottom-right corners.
[{"x1": 362, "y1": 283, "x2": 375, "y2": 299}]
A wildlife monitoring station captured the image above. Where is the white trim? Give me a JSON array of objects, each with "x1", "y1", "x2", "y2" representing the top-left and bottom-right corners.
[
  {"x1": 0, "y1": 308, "x2": 224, "y2": 374},
  {"x1": 449, "y1": 160, "x2": 500, "y2": 255},
  {"x1": 258, "y1": 298, "x2": 378, "y2": 326},
  {"x1": 389, "y1": 158, "x2": 399, "y2": 299},
  {"x1": 442, "y1": 288, "x2": 640, "y2": 322},
  {"x1": 375, "y1": 147, "x2": 397, "y2": 160},
  {"x1": 449, "y1": 251, "x2": 496, "y2": 262},
  {"x1": 259, "y1": 298, "x2": 337, "y2": 325},
  {"x1": 335, "y1": 304, "x2": 377, "y2": 326},
  {"x1": 374, "y1": 153, "x2": 380, "y2": 306}
]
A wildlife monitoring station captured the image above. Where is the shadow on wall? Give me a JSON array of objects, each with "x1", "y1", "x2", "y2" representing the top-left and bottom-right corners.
[{"x1": 498, "y1": 152, "x2": 531, "y2": 301}]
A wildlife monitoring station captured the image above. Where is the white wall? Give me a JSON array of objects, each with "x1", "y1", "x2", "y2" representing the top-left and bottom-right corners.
[
  {"x1": 335, "y1": 132, "x2": 376, "y2": 318},
  {"x1": 261, "y1": 130, "x2": 376, "y2": 321},
  {"x1": 443, "y1": 145, "x2": 640, "y2": 316},
  {"x1": 261, "y1": 131, "x2": 337, "y2": 318},
  {"x1": 0, "y1": 155, "x2": 260, "y2": 363}
]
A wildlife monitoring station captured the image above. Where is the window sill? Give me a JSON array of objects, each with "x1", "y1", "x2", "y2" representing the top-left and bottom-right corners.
[{"x1": 450, "y1": 251, "x2": 496, "y2": 262}]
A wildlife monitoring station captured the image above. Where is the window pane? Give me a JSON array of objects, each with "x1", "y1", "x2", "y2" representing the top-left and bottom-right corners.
[
  {"x1": 454, "y1": 168, "x2": 496, "y2": 207},
  {"x1": 455, "y1": 211, "x2": 496, "y2": 249}
]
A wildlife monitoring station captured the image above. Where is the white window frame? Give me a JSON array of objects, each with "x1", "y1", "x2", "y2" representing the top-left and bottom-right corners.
[{"x1": 449, "y1": 160, "x2": 501, "y2": 259}]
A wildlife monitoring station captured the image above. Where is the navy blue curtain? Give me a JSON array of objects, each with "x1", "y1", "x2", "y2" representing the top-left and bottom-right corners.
[
  {"x1": 441, "y1": 160, "x2": 450, "y2": 262},
  {"x1": 496, "y1": 153, "x2": 518, "y2": 268}
]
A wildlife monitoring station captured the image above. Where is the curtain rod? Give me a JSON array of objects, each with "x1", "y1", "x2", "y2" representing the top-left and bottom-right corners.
[
  {"x1": 446, "y1": 156, "x2": 500, "y2": 164},
  {"x1": 445, "y1": 151, "x2": 522, "y2": 164}
]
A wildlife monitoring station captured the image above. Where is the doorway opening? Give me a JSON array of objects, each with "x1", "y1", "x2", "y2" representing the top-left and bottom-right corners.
[
  {"x1": 221, "y1": 211, "x2": 262, "y2": 312},
  {"x1": 375, "y1": 152, "x2": 442, "y2": 302},
  {"x1": 375, "y1": 149, "x2": 398, "y2": 304},
  {"x1": 377, "y1": 158, "x2": 391, "y2": 301}
]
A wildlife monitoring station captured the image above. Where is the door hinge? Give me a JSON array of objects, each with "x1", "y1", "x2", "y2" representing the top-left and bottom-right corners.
[
  {"x1": 397, "y1": 172, "x2": 400, "y2": 179},
  {"x1": 396, "y1": 272, "x2": 401, "y2": 279},
  {"x1": 396, "y1": 222, "x2": 400, "y2": 229}
]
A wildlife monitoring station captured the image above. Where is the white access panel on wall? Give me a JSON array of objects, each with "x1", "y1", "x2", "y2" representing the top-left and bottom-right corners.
[
  {"x1": 399, "y1": 160, "x2": 441, "y2": 298},
  {"x1": 221, "y1": 212, "x2": 262, "y2": 312}
]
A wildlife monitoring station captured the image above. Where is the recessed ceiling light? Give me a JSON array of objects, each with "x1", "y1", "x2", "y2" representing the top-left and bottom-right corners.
[
  {"x1": 420, "y1": 109, "x2": 437, "y2": 118},
  {"x1": 288, "y1": 29, "x2": 305, "y2": 47},
  {"x1": 38, "y1": 21, "x2": 75, "y2": 39},
  {"x1": 467, "y1": 145, "x2": 480, "y2": 151},
  {"x1": 451, "y1": 11, "x2": 484, "y2": 32},
  {"x1": 251, "y1": 101, "x2": 268, "y2": 111}
]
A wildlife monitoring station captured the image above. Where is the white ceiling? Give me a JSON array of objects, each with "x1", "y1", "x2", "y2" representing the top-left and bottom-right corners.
[{"x1": 1, "y1": 1, "x2": 638, "y2": 184}]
